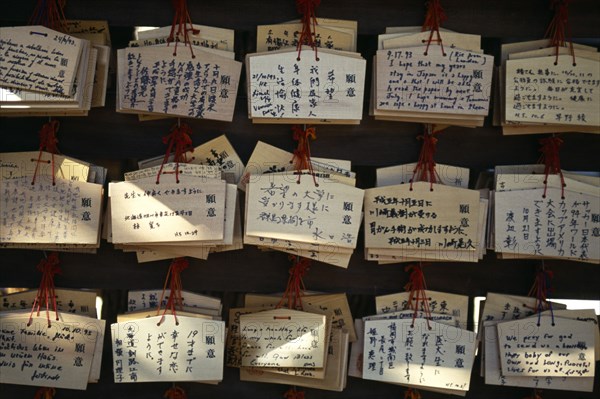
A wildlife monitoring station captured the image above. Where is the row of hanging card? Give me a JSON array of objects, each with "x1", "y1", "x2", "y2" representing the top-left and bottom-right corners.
[
  {"x1": 0, "y1": 0, "x2": 110, "y2": 116},
  {"x1": 116, "y1": 0, "x2": 241, "y2": 122},
  {"x1": 227, "y1": 257, "x2": 350, "y2": 392},
  {"x1": 478, "y1": 267, "x2": 599, "y2": 393},
  {"x1": 364, "y1": 125, "x2": 488, "y2": 264},
  {"x1": 348, "y1": 264, "x2": 476, "y2": 396},
  {"x1": 247, "y1": 0, "x2": 366, "y2": 124},
  {"x1": 489, "y1": 136, "x2": 599, "y2": 263},
  {"x1": 494, "y1": 0, "x2": 600, "y2": 135},
  {"x1": 371, "y1": 0, "x2": 494, "y2": 127},
  {"x1": 106, "y1": 124, "x2": 243, "y2": 262},
  {"x1": 0, "y1": 120, "x2": 106, "y2": 253},
  {"x1": 110, "y1": 258, "x2": 226, "y2": 386},
  {"x1": 0, "y1": 253, "x2": 106, "y2": 391}
]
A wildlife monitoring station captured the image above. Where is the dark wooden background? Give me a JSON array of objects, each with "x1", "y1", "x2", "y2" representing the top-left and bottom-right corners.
[{"x1": 1, "y1": 0, "x2": 599, "y2": 397}]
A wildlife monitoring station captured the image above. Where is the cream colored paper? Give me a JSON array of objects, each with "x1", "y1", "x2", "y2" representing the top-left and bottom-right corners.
[
  {"x1": 111, "y1": 315, "x2": 225, "y2": 382},
  {"x1": 240, "y1": 308, "x2": 327, "y2": 368}
]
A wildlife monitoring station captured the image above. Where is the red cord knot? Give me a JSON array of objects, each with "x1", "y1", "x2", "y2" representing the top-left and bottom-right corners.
[
  {"x1": 164, "y1": 385, "x2": 188, "y2": 399},
  {"x1": 295, "y1": 0, "x2": 321, "y2": 60},
  {"x1": 538, "y1": 136, "x2": 565, "y2": 199},
  {"x1": 545, "y1": 0, "x2": 575, "y2": 65},
  {"x1": 157, "y1": 257, "x2": 190, "y2": 325},
  {"x1": 404, "y1": 264, "x2": 433, "y2": 329},
  {"x1": 29, "y1": 252, "x2": 61, "y2": 327},
  {"x1": 291, "y1": 125, "x2": 318, "y2": 186},
  {"x1": 167, "y1": 0, "x2": 198, "y2": 57},
  {"x1": 277, "y1": 256, "x2": 311, "y2": 311},
  {"x1": 32, "y1": 120, "x2": 60, "y2": 185},
  {"x1": 410, "y1": 126, "x2": 441, "y2": 191},
  {"x1": 34, "y1": 387, "x2": 56, "y2": 399},
  {"x1": 283, "y1": 386, "x2": 306, "y2": 399},
  {"x1": 404, "y1": 388, "x2": 422, "y2": 399},
  {"x1": 29, "y1": 0, "x2": 67, "y2": 32},
  {"x1": 156, "y1": 122, "x2": 194, "y2": 184},
  {"x1": 421, "y1": 0, "x2": 448, "y2": 56}
]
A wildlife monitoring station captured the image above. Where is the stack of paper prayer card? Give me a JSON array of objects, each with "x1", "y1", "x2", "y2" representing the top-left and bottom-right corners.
[
  {"x1": 0, "y1": 150, "x2": 106, "y2": 253},
  {"x1": 496, "y1": 40, "x2": 600, "y2": 135},
  {"x1": 110, "y1": 288, "x2": 225, "y2": 384},
  {"x1": 117, "y1": 24, "x2": 241, "y2": 121},
  {"x1": 348, "y1": 289, "x2": 477, "y2": 396},
  {"x1": 230, "y1": 292, "x2": 350, "y2": 391},
  {"x1": 371, "y1": 27, "x2": 494, "y2": 127},
  {"x1": 107, "y1": 159, "x2": 239, "y2": 262},
  {"x1": 364, "y1": 164, "x2": 488, "y2": 264},
  {"x1": 0, "y1": 22, "x2": 110, "y2": 116},
  {"x1": 241, "y1": 141, "x2": 362, "y2": 268},
  {"x1": 107, "y1": 134, "x2": 245, "y2": 263},
  {"x1": 247, "y1": 18, "x2": 365, "y2": 124},
  {"x1": 0, "y1": 282, "x2": 105, "y2": 389},
  {"x1": 491, "y1": 165, "x2": 599, "y2": 263},
  {"x1": 479, "y1": 292, "x2": 597, "y2": 392}
]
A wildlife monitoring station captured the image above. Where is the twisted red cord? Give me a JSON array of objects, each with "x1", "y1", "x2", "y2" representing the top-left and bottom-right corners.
[
  {"x1": 157, "y1": 258, "x2": 189, "y2": 325},
  {"x1": 164, "y1": 385, "x2": 188, "y2": 399},
  {"x1": 283, "y1": 386, "x2": 306, "y2": 399},
  {"x1": 544, "y1": 0, "x2": 575, "y2": 65},
  {"x1": 29, "y1": 0, "x2": 67, "y2": 32},
  {"x1": 421, "y1": 0, "x2": 447, "y2": 56},
  {"x1": 28, "y1": 253, "x2": 61, "y2": 327},
  {"x1": 276, "y1": 256, "x2": 311, "y2": 310},
  {"x1": 296, "y1": 0, "x2": 321, "y2": 60},
  {"x1": 527, "y1": 267, "x2": 555, "y2": 326},
  {"x1": 156, "y1": 122, "x2": 194, "y2": 184},
  {"x1": 291, "y1": 125, "x2": 318, "y2": 186},
  {"x1": 32, "y1": 120, "x2": 60, "y2": 186},
  {"x1": 404, "y1": 388, "x2": 422, "y2": 399},
  {"x1": 168, "y1": 0, "x2": 199, "y2": 57},
  {"x1": 403, "y1": 264, "x2": 433, "y2": 330},
  {"x1": 538, "y1": 136, "x2": 565, "y2": 199},
  {"x1": 34, "y1": 387, "x2": 56, "y2": 399},
  {"x1": 410, "y1": 126, "x2": 442, "y2": 191}
]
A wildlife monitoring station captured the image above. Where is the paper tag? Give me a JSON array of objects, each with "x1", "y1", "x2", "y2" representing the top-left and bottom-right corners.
[
  {"x1": 111, "y1": 315, "x2": 225, "y2": 382},
  {"x1": 240, "y1": 308, "x2": 327, "y2": 368}
]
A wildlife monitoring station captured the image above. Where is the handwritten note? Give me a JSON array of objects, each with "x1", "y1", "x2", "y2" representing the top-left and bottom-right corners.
[
  {"x1": 124, "y1": 163, "x2": 221, "y2": 182},
  {"x1": 0, "y1": 314, "x2": 99, "y2": 389},
  {"x1": 0, "y1": 176, "x2": 102, "y2": 245},
  {"x1": 247, "y1": 47, "x2": 366, "y2": 120},
  {"x1": 127, "y1": 289, "x2": 222, "y2": 314},
  {"x1": 136, "y1": 24, "x2": 234, "y2": 52},
  {"x1": 0, "y1": 26, "x2": 83, "y2": 96},
  {"x1": 109, "y1": 177, "x2": 226, "y2": 244},
  {"x1": 246, "y1": 173, "x2": 364, "y2": 248},
  {"x1": 1, "y1": 289, "x2": 97, "y2": 318},
  {"x1": 0, "y1": 151, "x2": 91, "y2": 182},
  {"x1": 494, "y1": 187, "x2": 599, "y2": 261},
  {"x1": 376, "y1": 46, "x2": 493, "y2": 115},
  {"x1": 111, "y1": 315, "x2": 225, "y2": 382},
  {"x1": 364, "y1": 182, "x2": 480, "y2": 251},
  {"x1": 376, "y1": 163, "x2": 470, "y2": 188},
  {"x1": 257, "y1": 24, "x2": 353, "y2": 52},
  {"x1": 375, "y1": 290, "x2": 469, "y2": 329},
  {"x1": 497, "y1": 316, "x2": 595, "y2": 377},
  {"x1": 363, "y1": 318, "x2": 476, "y2": 391},
  {"x1": 118, "y1": 46, "x2": 241, "y2": 121},
  {"x1": 240, "y1": 308, "x2": 327, "y2": 368},
  {"x1": 505, "y1": 55, "x2": 600, "y2": 127},
  {"x1": 364, "y1": 310, "x2": 456, "y2": 327}
]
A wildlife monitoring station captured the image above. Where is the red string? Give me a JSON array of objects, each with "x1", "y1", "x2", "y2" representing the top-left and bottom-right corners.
[
  {"x1": 404, "y1": 388, "x2": 422, "y2": 399},
  {"x1": 29, "y1": 0, "x2": 67, "y2": 32},
  {"x1": 296, "y1": 0, "x2": 321, "y2": 60},
  {"x1": 34, "y1": 387, "x2": 56, "y2": 399},
  {"x1": 523, "y1": 388, "x2": 544, "y2": 399},
  {"x1": 276, "y1": 256, "x2": 311, "y2": 311},
  {"x1": 544, "y1": 0, "x2": 576, "y2": 65},
  {"x1": 157, "y1": 258, "x2": 189, "y2": 325},
  {"x1": 164, "y1": 385, "x2": 188, "y2": 399},
  {"x1": 290, "y1": 125, "x2": 318, "y2": 186},
  {"x1": 155, "y1": 122, "x2": 194, "y2": 184},
  {"x1": 283, "y1": 386, "x2": 306, "y2": 399},
  {"x1": 409, "y1": 125, "x2": 442, "y2": 191},
  {"x1": 168, "y1": 0, "x2": 199, "y2": 57},
  {"x1": 538, "y1": 136, "x2": 566, "y2": 199},
  {"x1": 403, "y1": 264, "x2": 433, "y2": 330},
  {"x1": 31, "y1": 120, "x2": 60, "y2": 186},
  {"x1": 421, "y1": 0, "x2": 447, "y2": 56},
  {"x1": 28, "y1": 253, "x2": 61, "y2": 328},
  {"x1": 527, "y1": 266, "x2": 555, "y2": 326}
]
